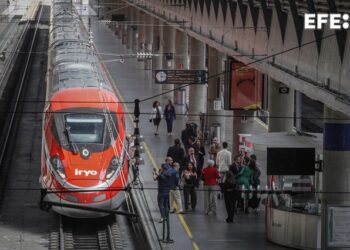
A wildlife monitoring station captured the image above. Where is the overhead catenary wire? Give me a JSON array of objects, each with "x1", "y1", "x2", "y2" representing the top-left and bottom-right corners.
[
  {"x1": 138, "y1": 33, "x2": 338, "y2": 103},
  {"x1": 1, "y1": 21, "x2": 338, "y2": 103},
  {"x1": 0, "y1": 21, "x2": 343, "y2": 121},
  {"x1": 0, "y1": 33, "x2": 341, "y2": 107},
  {"x1": 0, "y1": 110, "x2": 345, "y2": 121},
  {"x1": 0, "y1": 186, "x2": 349, "y2": 194},
  {"x1": 0, "y1": 49, "x2": 263, "y2": 59}
]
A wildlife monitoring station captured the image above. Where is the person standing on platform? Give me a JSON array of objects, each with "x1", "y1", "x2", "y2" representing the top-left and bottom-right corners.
[
  {"x1": 169, "y1": 162, "x2": 184, "y2": 214},
  {"x1": 182, "y1": 162, "x2": 197, "y2": 212},
  {"x1": 182, "y1": 147, "x2": 199, "y2": 170},
  {"x1": 167, "y1": 138, "x2": 185, "y2": 177},
  {"x1": 208, "y1": 137, "x2": 221, "y2": 160},
  {"x1": 181, "y1": 123, "x2": 197, "y2": 153},
  {"x1": 216, "y1": 142, "x2": 232, "y2": 183},
  {"x1": 194, "y1": 138, "x2": 205, "y2": 181},
  {"x1": 247, "y1": 156, "x2": 261, "y2": 211},
  {"x1": 229, "y1": 155, "x2": 242, "y2": 175},
  {"x1": 163, "y1": 100, "x2": 176, "y2": 135},
  {"x1": 237, "y1": 159, "x2": 254, "y2": 213},
  {"x1": 249, "y1": 155, "x2": 261, "y2": 188},
  {"x1": 202, "y1": 159, "x2": 220, "y2": 215},
  {"x1": 222, "y1": 171, "x2": 239, "y2": 223},
  {"x1": 181, "y1": 123, "x2": 190, "y2": 152},
  {"x1": 150, "y1": 101, "x2": 162, "y2": 135},
  {"x1": 153, "y1": 157, "x2": 176, "y2": 222}
]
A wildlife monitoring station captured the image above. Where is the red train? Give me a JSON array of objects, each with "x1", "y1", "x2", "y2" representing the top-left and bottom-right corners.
[{"x1": 40, "y1": 0, "x2": 128, "y2": 217}]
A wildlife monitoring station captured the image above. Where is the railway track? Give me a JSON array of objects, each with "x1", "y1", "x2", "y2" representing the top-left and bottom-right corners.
[
  {"x1": 49, "y1": 215, "x2": 124, "y2": 250},
  {"x1": 0, "y1": 3, "x2": 49, "y2": 205}
]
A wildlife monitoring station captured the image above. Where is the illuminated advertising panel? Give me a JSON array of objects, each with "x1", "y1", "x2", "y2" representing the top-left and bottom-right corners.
[{"x1": 230, "y1": 62, "x2": 263, "y2": 110}]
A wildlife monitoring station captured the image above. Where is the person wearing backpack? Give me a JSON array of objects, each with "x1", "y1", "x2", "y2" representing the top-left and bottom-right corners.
[
  {"x1": 248, "y1": 156, "x2": 261, "y2": 211},
  {"x1": 222, "y1": 171, "x2": 239, "y2": 223},
  {"x1": 249, "y1": 155, "x2": 261, "y2": 188}
]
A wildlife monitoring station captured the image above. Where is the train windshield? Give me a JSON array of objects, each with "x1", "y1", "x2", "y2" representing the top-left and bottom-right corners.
[{"x1": 65, "y1": 114, "x2": 105, "y2": 143}]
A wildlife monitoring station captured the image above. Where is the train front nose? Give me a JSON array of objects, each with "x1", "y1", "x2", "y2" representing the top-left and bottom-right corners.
[{"x1": 55, "y1": 180, "x2": 114, "y2": 218}]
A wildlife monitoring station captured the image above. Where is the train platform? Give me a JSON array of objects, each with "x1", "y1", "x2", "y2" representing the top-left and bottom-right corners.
[{"x1": 87, "y1": 9, "x2": 290, "y2": 249}]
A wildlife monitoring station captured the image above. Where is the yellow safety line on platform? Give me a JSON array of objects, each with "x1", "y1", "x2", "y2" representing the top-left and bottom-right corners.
[{"x1": 95, "y1": 37, "x2": 199, "y2": 250}]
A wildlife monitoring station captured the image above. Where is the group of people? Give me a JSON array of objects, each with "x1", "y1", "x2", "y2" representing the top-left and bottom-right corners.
[
  {"x1": 154, "y1": 137, "x2": 261, "y2": 226},
  {"x1": 151, "y1": 102, "x2": 262, "y2": 224},
  {"x1": 205, "y1": 138, "x2": 262, "y2": 222}
]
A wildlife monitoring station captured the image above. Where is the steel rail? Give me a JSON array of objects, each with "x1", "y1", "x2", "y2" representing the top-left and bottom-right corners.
[{"x1": 0, "y1": 3, "x2": 43, "y2": 206}]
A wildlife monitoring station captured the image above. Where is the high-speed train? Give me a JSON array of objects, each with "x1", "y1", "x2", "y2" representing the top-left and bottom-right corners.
[{"x1": 40, "y1": 0, "x2": 128, "y2": 217}]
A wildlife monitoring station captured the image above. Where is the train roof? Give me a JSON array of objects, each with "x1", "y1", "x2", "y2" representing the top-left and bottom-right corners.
[
  {"x1": 52, "y1": 42, "x2": 96, "y2": 66},
  {"x1": 49, "y1": 0, "x2": 114, "y2": 95},
  {"x1": 50, "y1": 4, "x2": 87, "y2": 47},
  {"x1": 53, "y1": 62, "x2": 112, "y2": 92},
  {"x1": 50, "y1": 20, "x2": 86, "y2": 46}
]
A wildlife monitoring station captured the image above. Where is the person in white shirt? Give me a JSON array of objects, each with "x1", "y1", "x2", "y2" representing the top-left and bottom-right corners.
[
  {"x1": 216, "y1": 142, "x2": 232, "y2": 183},
  {"x1": 149, "y1": 101, "x2": 163, "y2": 135}
]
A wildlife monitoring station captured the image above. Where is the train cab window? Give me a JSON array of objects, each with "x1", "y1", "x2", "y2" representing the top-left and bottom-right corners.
[{"x1": 65, "y1": 114, "x2": 105, "y2": 144}]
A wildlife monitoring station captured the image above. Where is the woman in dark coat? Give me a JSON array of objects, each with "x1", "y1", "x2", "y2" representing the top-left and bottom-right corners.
[
  {"x1": 163, "y1": 100, "x2": 176, "y2": 135},
  {"x1": 222, "y1": 171, "x2": 239, "y2": 223}
]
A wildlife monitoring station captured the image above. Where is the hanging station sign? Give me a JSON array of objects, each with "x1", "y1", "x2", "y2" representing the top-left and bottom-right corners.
[{"x1": 154, "y1": 70, "x2": 207, "y2": 84}]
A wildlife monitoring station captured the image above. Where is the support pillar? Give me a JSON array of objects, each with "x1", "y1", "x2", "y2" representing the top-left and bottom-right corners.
[
  {"x1": 138, "y1": 11, "x2": 146, "y2": 52},
  {"x1": 121, "y1": 23, "x2": 127, "y2": 45},
  {"x1": 188, "y1": 37, "x2": 206, "y2": 124},
  {"x1": 295, "y1": 91, "x2": 302, "y2": 131},
  {"x1": 161, "y1": 25, "x2": 175, "y2": 100},
  {"x1": 152, "y1": 18, "x2": 162, "y2": 72},
  {"x1": 144, "y1": 14, "x2": 153, "y2": 70},
  {"x1": 174, "y1": 30, "x2": 188, "y2": 70},
  {"x1": 126, "y1": 7, "x2": 134, "y2": 50},
  {"x1": 321, "y1": 106, "x2": 350, "y2": 250},
  {"x1": 268, "y1": 78, "x2": 294, "y2": 132},
  {"x1": 113, "y1": 0, "x2": 124, "y2": 39},
  {"x1": 174, "y1": 30, "x2": 188, "y2": 105},
  {"x1": 207, "y1": 47, "x2": 225, "y2": 143},
  {"x1": 132, "y1": 9, "x2": 141, "y2": 52}
]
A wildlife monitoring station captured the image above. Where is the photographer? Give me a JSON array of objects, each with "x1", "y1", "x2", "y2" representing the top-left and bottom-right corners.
[{"x1": 153, "y1": 157, "x2": 177, "y2": 223}]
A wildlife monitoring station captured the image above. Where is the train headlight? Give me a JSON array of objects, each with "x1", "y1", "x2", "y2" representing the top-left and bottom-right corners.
[
  {"x1": 50, "y1": 156, "x2": 66, "y2": 179},
  {"x1": 106, "y1": 156, "x2": 121, "y2": 179}
]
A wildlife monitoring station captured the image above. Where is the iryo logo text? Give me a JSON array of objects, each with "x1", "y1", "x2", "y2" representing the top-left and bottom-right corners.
[{"x1": 74, "y1": 169, "x2": 98, "y2": 176}]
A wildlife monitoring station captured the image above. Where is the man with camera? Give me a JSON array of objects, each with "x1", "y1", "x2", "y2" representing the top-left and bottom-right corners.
[{"x1": 153, "y1": 157, "x2": 177, "y2": 243}]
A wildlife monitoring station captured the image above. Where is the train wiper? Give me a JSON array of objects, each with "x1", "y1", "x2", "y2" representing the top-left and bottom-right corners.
[{"x1": 64, "y1": 125, "x2": 79, "y2": 154}]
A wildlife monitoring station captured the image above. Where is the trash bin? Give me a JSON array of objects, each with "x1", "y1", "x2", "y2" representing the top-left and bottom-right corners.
[
  {"x1": 174, "y1": 88, "x2": 186, "y2": 105},
  {"x1": 210, "y1": 123, "x2": 221, "y2": 143}
]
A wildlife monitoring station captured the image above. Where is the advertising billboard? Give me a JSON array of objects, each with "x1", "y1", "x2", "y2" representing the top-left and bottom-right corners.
[{"x1": 230, "y1": 62, "x2": 263, "y2": 110}]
